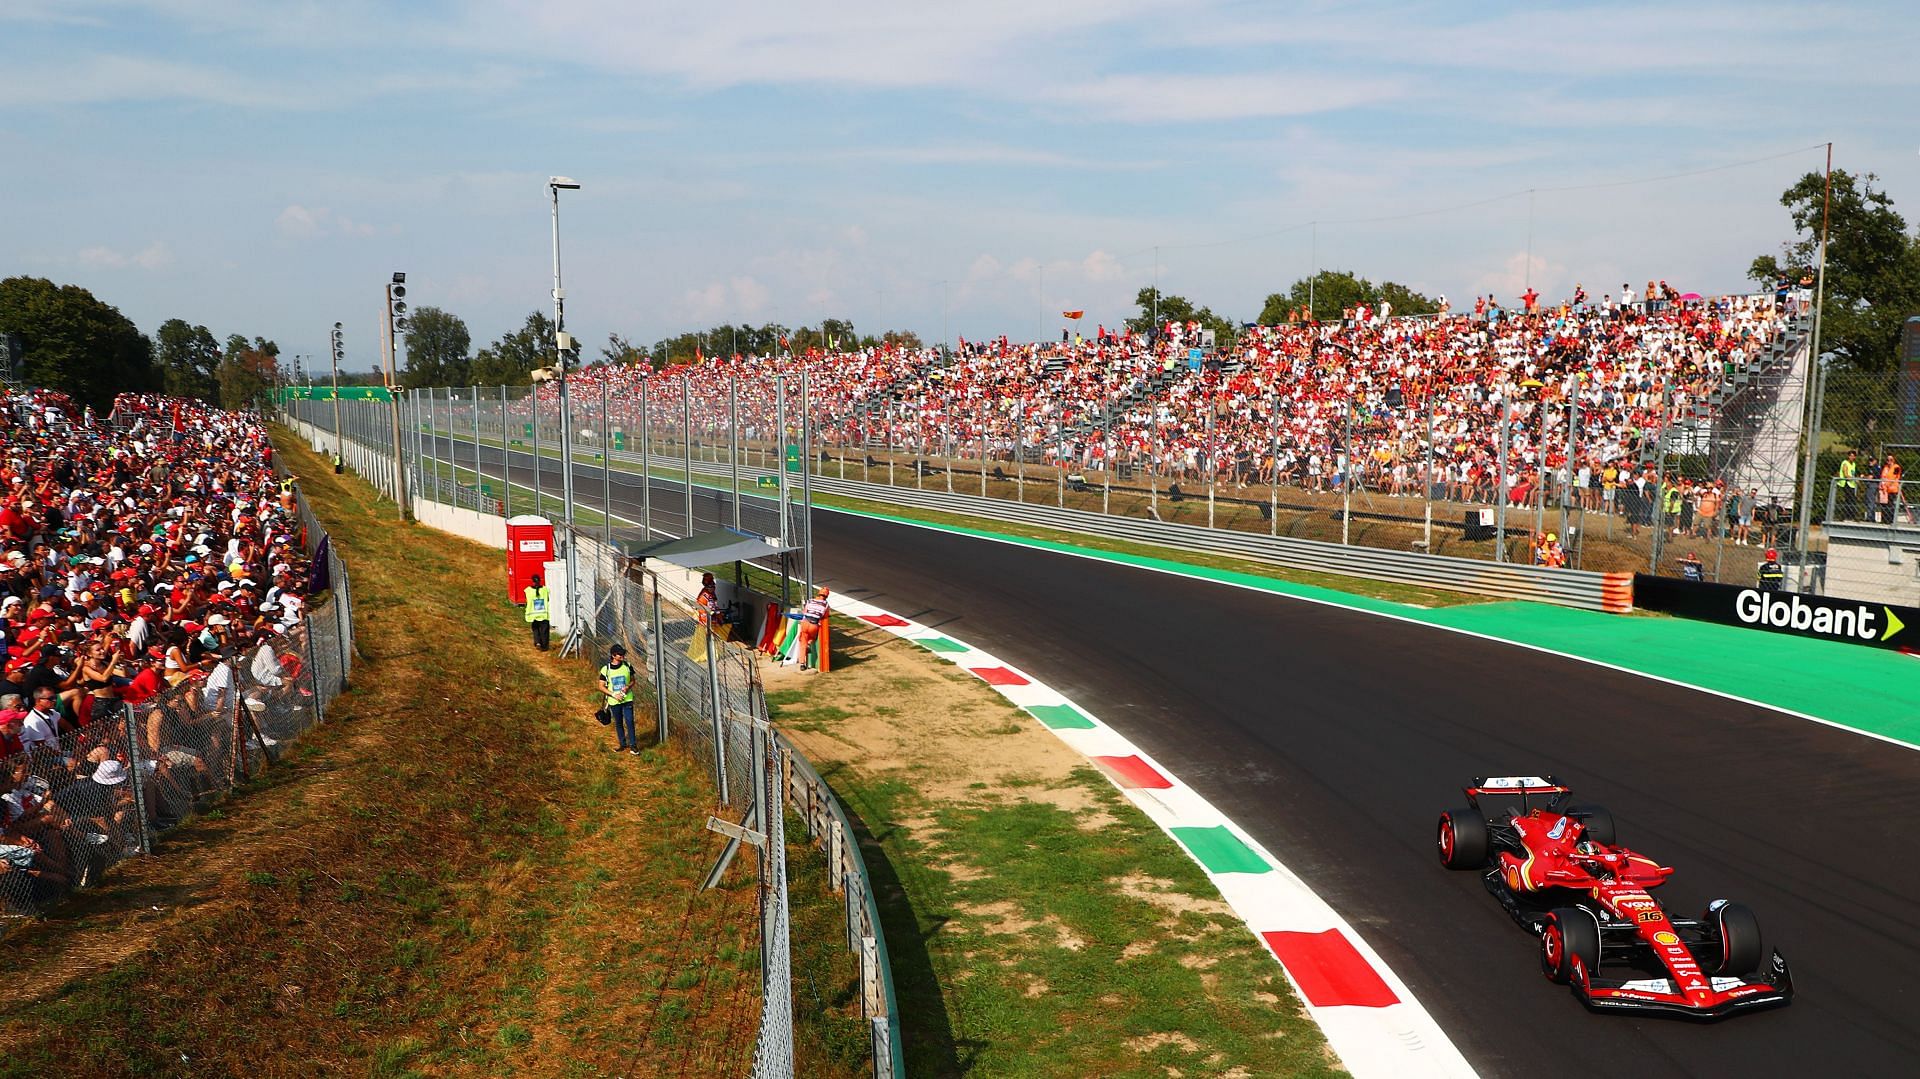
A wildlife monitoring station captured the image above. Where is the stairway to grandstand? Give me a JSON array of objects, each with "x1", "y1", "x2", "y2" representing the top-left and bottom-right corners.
[{"x1": 1635, "y1": 314, "x2": 1813, "y2": 503}]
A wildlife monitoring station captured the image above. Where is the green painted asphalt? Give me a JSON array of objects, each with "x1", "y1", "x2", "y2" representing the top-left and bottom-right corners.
[
  {"x1": 831, "y1": 505, "x2": 1920, "y2": 750},
  {"x1": 422, "y1": 429, "x2": 1920, "y2": 749}
]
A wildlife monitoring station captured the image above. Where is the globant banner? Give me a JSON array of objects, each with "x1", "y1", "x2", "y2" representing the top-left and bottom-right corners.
[{"x1": 1634, "y1": 574, "x2": 1916, "y2": 651}]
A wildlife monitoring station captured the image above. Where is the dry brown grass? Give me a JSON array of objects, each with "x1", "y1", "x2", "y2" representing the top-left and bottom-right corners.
[{"x1": 0, "y1": 431, "x2": 763, "y2": 1077}]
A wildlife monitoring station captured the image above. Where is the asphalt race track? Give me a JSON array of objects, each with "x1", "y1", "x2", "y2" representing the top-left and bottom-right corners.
[{"x1": 436, "y1": 435, "x2": 1920, "y2": 1077}]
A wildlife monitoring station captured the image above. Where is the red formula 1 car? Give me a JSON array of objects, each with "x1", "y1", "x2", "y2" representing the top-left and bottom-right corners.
[{"x1": 1436, "y1": 776, "x2": 1792, "y2": 1019}]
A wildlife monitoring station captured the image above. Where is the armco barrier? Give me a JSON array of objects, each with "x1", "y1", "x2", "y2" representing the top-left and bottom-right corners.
[{"x1": 674, "y1": 456, "x2": 1636, "y2": 614}]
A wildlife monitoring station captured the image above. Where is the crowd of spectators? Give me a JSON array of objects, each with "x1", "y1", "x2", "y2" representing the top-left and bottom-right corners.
[
  {"x1": 505, "y1": 285, "x2": 1803, "y2": 535},
  {"x1": 0, "y1": 391, "x2": 315, "y2": 913}
]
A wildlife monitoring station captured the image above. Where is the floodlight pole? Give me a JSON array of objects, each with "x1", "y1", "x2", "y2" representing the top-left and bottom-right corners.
[
  {"x1": 801, "y1": 367, "x2": 814, "y2": 595},
  {"x1": 330, "y1": 322, "x2": 344, "y2": 473},
  {"x1": 550, "y1": 177, "x2": 583, "y2": 656},
  {"x1": 1794, "y1": 143, "x2": 1833, "y2": 579},
  {"x1": 384, "y1": 281, "x2": 411, "y2": 518},
  {"x1": 1496, "y1": 403, "x2": 1510, "y2": 562}
]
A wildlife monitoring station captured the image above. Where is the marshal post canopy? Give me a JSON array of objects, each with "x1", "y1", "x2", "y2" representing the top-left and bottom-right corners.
[{"x1": 608, "y1": 527, "x2": 796, "y2": 567}]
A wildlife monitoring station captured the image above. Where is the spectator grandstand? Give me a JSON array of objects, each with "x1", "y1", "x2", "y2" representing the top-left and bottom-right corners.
[
  {"x1": 515, "y1": 286, "x2": 1811, "y2": 562},
  {"x1": 0, "y1": 391, "x2": 319, "y2": 916}
]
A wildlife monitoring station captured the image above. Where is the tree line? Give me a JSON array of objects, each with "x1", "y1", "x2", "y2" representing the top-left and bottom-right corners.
[
  {"x1": 0, "y1": 276, "x2": 282, "y2": 410},
  {"x1": 1120, "y1": 271, "x2": 1443, "y2": 345},
  {"x1": 396, "y1": 309, "x2": 926, "y2": 389}
]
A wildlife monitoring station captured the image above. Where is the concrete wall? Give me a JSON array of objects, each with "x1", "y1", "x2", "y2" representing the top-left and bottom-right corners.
[
  {"x1": 412, "y1": 498, "x2": 508, "y2": 549},
  {"x1": 1825, "y1": 521, "x2": 1920, "y2": 606}
]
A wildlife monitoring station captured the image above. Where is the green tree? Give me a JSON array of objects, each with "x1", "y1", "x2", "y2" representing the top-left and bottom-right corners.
[
  {"x1": 155, "y1": 318, "x2": 221, "y2": 400},
  {"x1": 1124, "y1": 287, "x2": 1235, "y2": 342},
  {"x1": 1749, "y1": 169, "x2": 1920, "y2": 377},
  {"x1": 1255, "y1": 270, "x2": 1438, "y2": 325},
  {"x1": 215, "y1": 345, "x2": 279, "y2": 410},
  {"x1": 402, "y1": 306, "x2": 472, "y2": 388},
  {"x1": 1750, "y1": 169, "x2": 1920, "y2": 452},
  {"x1": 470, "y1": 311, "x2": 553, "y2": 387},
  {"x1": 600, "y1": 332, "x2": 647, "y2": 366},
  {"x1": 0, "y1": 276, "x2": 158, "y2": 407}
]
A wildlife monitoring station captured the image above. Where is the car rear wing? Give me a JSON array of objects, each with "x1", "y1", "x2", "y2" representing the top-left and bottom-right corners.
[{"x1": 1465, "y1": 775, "x2": 1572, "y2": 818}]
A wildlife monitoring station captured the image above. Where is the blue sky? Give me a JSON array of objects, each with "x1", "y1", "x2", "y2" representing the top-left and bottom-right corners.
[{"x1": 3, "y1": 1, "x2": 1915, "y2": 374}]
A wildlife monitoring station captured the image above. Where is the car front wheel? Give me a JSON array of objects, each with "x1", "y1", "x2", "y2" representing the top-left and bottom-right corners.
[{"x1": 1541, "y1": 907, "x2": 1600, "y2": 985}]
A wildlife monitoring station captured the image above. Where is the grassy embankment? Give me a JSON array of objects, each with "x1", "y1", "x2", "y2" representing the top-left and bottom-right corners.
[{"x1": 0, "y1": 431, "x2": 848, "y2": 1077}]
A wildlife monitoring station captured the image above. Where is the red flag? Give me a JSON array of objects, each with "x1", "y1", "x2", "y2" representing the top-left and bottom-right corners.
[{"x1": 1061, "y1": 310, "x2": 1084, "y2": 320}]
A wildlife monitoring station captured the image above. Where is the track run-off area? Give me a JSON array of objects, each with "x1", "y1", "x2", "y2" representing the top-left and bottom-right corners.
[{"x1": 431, "y1": 432, "x2": 1920, "y2": 1078}]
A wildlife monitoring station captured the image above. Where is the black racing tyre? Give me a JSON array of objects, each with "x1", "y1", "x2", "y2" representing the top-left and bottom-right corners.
[
  {"x1": 1541, "y1": 907, "x2": 1600, "y2": 985},
  {"x1": 1572, "y1": 804, "x2": 1615, "y2": 846},
  {"x1": 1437, "y1": 807, "x2": 1488, "y2": 870},
  {"x1": 1707, "y1": 901, "x2": 1764, "y2": 976}
]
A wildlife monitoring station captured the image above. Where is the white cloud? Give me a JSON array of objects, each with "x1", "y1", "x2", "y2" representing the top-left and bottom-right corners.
[
  {"x1": 1047, "y1": 72, "x2": 1400, "y2": 123},
  {"x1": 75, "y1": 241, "x2": 173, "y2": 270},
  {"x1": 1469, "y1": 252, "x2": 1559, "y2": 304},
  {"x1": 276, "y1": 204, "x2": 376, "y2": 239},
  {"x1": 840, "y1": 143, "x2": 1160, "y2": 170},
  {"x1": 1081, "y1": 250, "x2": 1126, "y2": 282},
  {"x1": 471, "y1": 0, "x2": 1176, "y2": 91},
  {"x1": 679, "y1": 275, "x2": 773, "y2": 322},
  {"x1": 276, "y1": 205, "x2": 324, "y2": 239},
  {"x1": 0, "y1": 50, "x2": 523, "y2": 110}
]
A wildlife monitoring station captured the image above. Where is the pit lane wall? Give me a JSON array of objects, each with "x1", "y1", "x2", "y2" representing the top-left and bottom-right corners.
[{"x1": 1633, "y1": 574, "x2": 1918, "y2": 652}]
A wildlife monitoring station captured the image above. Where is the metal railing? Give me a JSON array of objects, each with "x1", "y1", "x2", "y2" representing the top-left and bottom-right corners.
[
  {"x1": 792, "y1": 471, "x2": 1634, "y2": 612},
  {"x1": 781, "y1": 736, "x2": 904, "y2": 1076}
]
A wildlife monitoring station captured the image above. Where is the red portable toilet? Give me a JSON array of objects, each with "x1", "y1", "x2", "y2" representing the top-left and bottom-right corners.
[{"x1": 505, "y1": 515, "x2": 556, "y2": 604}]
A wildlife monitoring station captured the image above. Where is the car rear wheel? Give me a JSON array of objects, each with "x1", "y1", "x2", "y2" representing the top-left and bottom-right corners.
[
  {"x1": 1707, "y1": 900, "x2": 1763, "y2": 976},
  {"x1": 1571, "y1": 804, "x2": 1615, "y2": 845},
  {"x1": 1437, "y1": 807, "x2": 1488, "y2": 870},
  {"x1": 1541, "y1": 907, "x2": 1600, "y2": 985}
]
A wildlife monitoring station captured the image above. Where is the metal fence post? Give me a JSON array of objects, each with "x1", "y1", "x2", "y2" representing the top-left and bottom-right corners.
[
  {"x1": 303, "y1": 612, "x2": 326, "y2": 723},
  {"x1": 500, "y1": 384, "x2": 512, "y2": 518},
  {"x1": 228, "y1": 666, "x2": 247, "y2": 789},
  {"x1": 801, "y1": 368, "x2": 814, "y2": 596},
  {"x1": 332, "y1": 550, "x2": 351, "y2": 689},
  {"x1": 730, "y1": 377, "x2": 743, "y2": 531},
  {"x1": 601, "y1": 378, "x2": 612, "y2": 553},
  {"x1": 682, "y1": 375, "x2": 694, "y2": 536},
  {"x1": 706, "y1": 628, "x2": 728, "y2": 804},
  {"x1": 122, "y1": 703, "x2": 154, "y2": 855},
  {"x1": 651, "y1": 576, "x2": 669, "y2": 743},
  {"x1": 641, "y1": 380, "x2": 653, "y2": 539}
]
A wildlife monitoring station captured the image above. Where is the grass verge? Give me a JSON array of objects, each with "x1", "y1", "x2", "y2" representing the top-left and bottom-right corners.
[
  {"x1": 0, "y1": 431, "x2": 767, "y2": 1076},
  {"x1": 762, "y1": 617, "x2": 1341, "y2": 1078}
]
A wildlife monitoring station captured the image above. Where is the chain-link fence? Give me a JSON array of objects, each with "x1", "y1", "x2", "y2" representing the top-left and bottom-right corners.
[
  {"x1": 1, "y1": 485, "x2": 353, "y2": 929},
  {"x1": 282, "y1": 396, "x2": 898, "y2": 1077},
  {"x1": 565, "y1": 528, "x2": 794, "y2": 1076}
]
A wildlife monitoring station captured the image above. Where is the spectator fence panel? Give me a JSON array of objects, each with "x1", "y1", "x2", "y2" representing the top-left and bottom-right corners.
[{"x1": 1, "y1": 491, "x2": 355, "y2": 931}]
